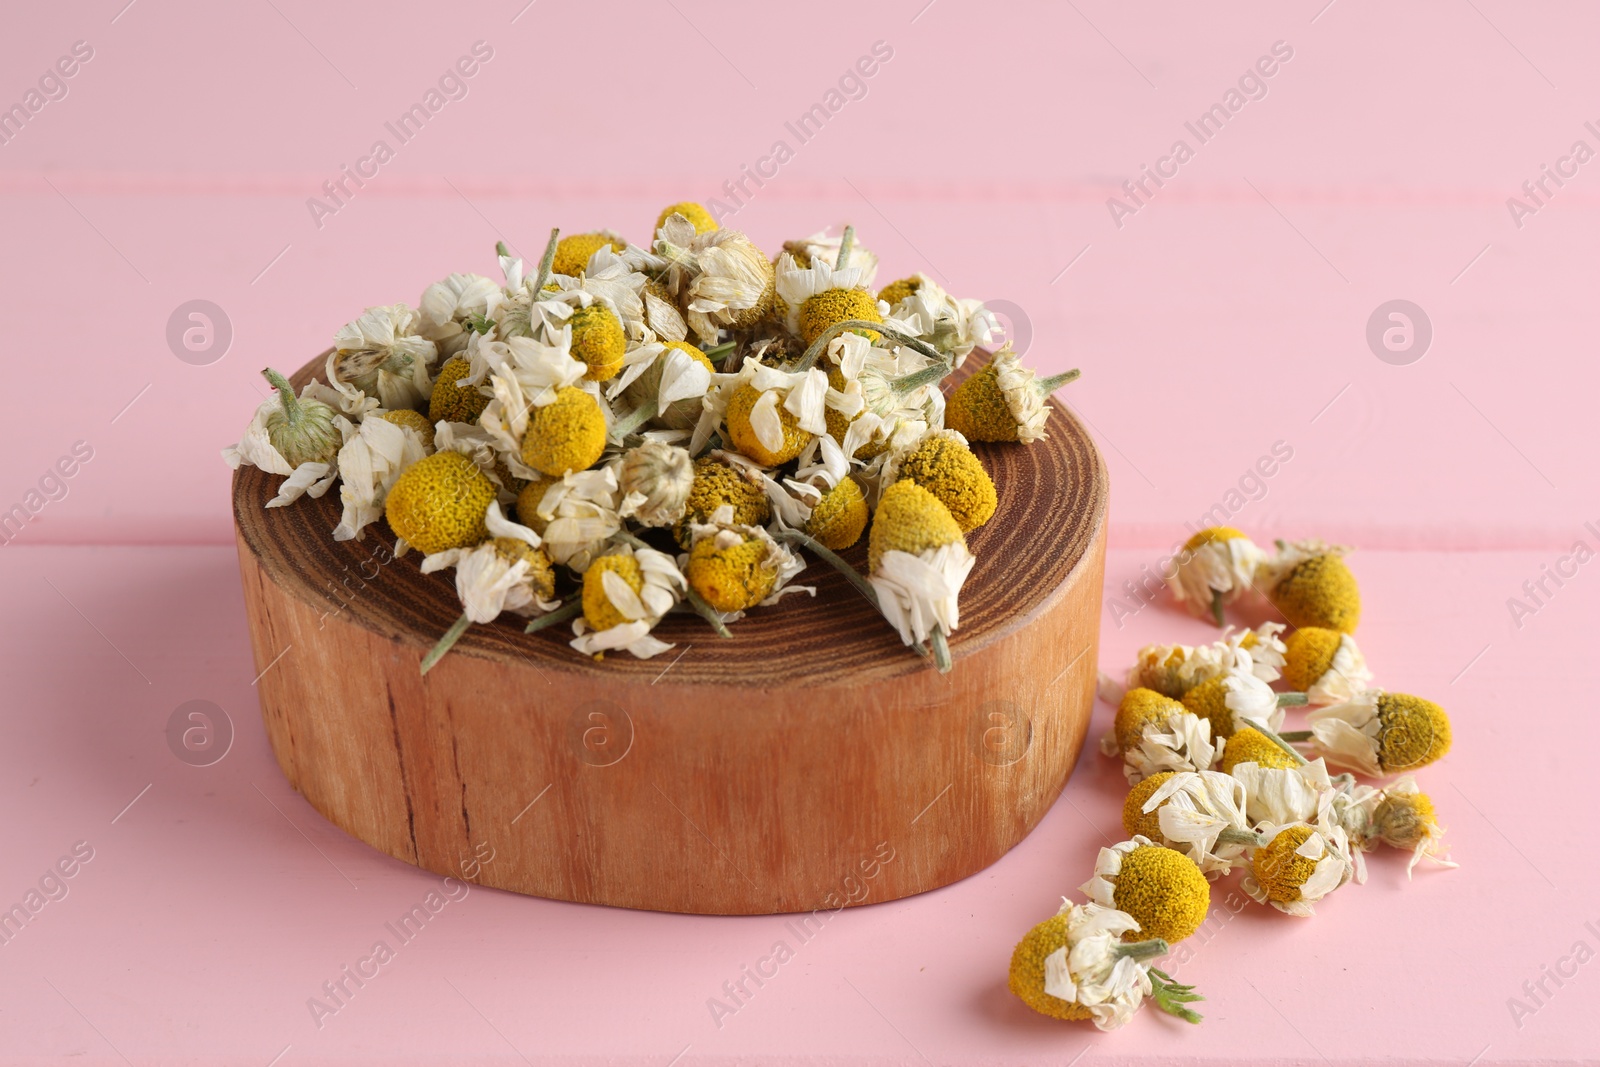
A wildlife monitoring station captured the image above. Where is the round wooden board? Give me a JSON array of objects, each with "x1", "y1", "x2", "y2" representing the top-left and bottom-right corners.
[{"x1": 233, "y1": 350, "x2": 1108, "y2": 915}]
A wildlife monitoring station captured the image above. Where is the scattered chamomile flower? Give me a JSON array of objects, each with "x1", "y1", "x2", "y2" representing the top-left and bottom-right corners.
[
  {"x1": 1303, "y1": 691, "x2": 1452, "y2": 777},
  {"x1": 1109, "y1": 688, "x2": 1189, "y2": 755},
  {"x1": 888, "y1": 429, "x2": 997, "y2": 533},
  {"x1": 676, "y1": 453, "x2": 771, "y2": 547},
  {"x1": 614, "y1": 340, "x2": 715, "y2": 430},
  {"x1": 381, "y1": 408, "x2": 436, "y2": 450},
  {"x1": 1119, "y1": 710, "x2": 1224, "y2": 784},
  {"x1": 384, "y1": 450, "x2": 497, "y2": 555},
  {"x1": 566, "y1": 303, "x2": 627, "y2": 382},
  {"x1": 419, "y1": 501, "x2": 558, "y2": 623},
  {"x1": 1008, "y1": 901, "x2": 1177, "y2": 1030},
  {"x1": 1242, "y1": 812, "x2": 1357, "y2": 917},
  {"x1": 552, "y1": 232, "x2": 625, "y2": 278},
  {"x1": 332, "y1": 409, "x2": 431, "y2": 542},
  {"x1": 1121, "y1": 771, "x2": 1256, "y2": 875},
  {"x1": 774, "y1": 252, "x2": 882, "y2": 345},
  {"x1": 655, "y1": 216, "x2": 775, "y2": 344},
  {"x1": 222, "y1": 371, "x2": 352, "y2": 507},
  {"x1": 1283, "y1": 626, "x2": 1373, "y2": 705},
  {"x1": 327, "y1": 303, "x2": 439, "y2": 411},
  {"x1": 1227, "y1": 748, "x2": 1340, "y2": 827},
  {"x1": 1365, "y1": 776, "x2": 1458, "y2": 875},
  {"x1": 945, "y1": 344, "x2": 1077, "y2": 444},
  {"x1": 1119, "y1": 641, "x2": 1237, "y2": 702},
  {"x1": 429, "y1": 355, "x2": 491, "y2": 425},
  {"x1": 1260, "y1": 539, "x2": 1361, "y2": 632},
  {"x1": 615, "y1": 441, "x2": 694, "y2": 528},
  {"x1": 571, "y1": 543, "x2": 686, "y2": 660},
  {"x1": 1180, "y1": 666, "x2": 1290, "y2": 739},
  {"x1": 805, "y1": 475, "x2": 869, "y2": 550},
  {"x1": 1082, "y1": 837, "x2": 1211, "y2": 944},
  {"x1": 1170, "y1": 527, "x2": 1265, "y2": 626},
  {"x1": 1234, "y1": 621, "x2": 1289, "y2": 683},
  {"x1": 867, "y1": 480, "x2": 976, "y2": 650},
  {"x1": 519, "y1": 386, "x2": 608, "y2": 477},
  {"x1": 683, "y1": 515, "x2": 810, "y2": 615},
  {"x1": 656, "y1": 202, "x2": 718, "y2": 236}
]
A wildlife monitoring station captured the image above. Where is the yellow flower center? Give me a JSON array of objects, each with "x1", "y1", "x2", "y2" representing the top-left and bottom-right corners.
[
  {"x1": 1251, "y1": 825, "x2": 1320, "y2": 902},
  {"x1": 867, "y1": 480, "x2": 964, "y2": 573},
  {"x1": 798, "y1": 288, "x2": 881, "y2": 346},
  {"x1": 805, "y1": 477, "x2": 869, "y2": 550},
  {"x1": 1376, "y1": 694, "x2": 1451, "y2": 772},
  {"x1": 552, "y1": 232, "x2": 623, "y2": 278},
  {"x1": 676, "y1": 457, "x2": 770, "y2": 548},
  {"x1": 1282, "y1": 627, "x2": 1342, "y2": 690},
  {"x1": 686, "y1": 536, "x2": 775, "y2": 613},
  {"x1": 946, "y1": 363, "x2": 1019, "y2": 443},
  {"x1": 1122, "y1": 771, "x2": 1177, "y2": 840},
  {"x1": 520, "y1": 387, "x2": 607, "y2": 476},
  {"x1": 656, "y1": 202, "x2": 718, "y2": 235},
  {"x1": 725, "y1": 383, "x2": 812, "y2": 466},
  {"x1": 381, "y1": 407, "x2": 435, "y2": 449},
  {"x1": 1116, "y1": 688, "x2": 1188, "y2": 752},
  {"x1": 1007, "y1": 914, "x2": 1094, "y2": 1022},
  {"x1": 428, "y1": 356, "x2": 489, "y2": 425},
  {"x1": 1110, "y1": 845, "x2": 1210, "y2": 944},
  {"x1": 384, "y1": 451, "x2": 496, "y2": 555},
  {"x1": 1217, "y1": 727, "x2": 1300, "y2": 774},
  {"x1": 1270, "y1": 553, "x2": 1361, "y2": 632},
  {"x1": 568, "y1": 304, "x2": 626, "y2": 382},
  {"x1": 896, "y1": 434, "x2": 997, "y2": 533},
  {"x1": 582, "y1": 553, "x2": 644, "y2": 632}
]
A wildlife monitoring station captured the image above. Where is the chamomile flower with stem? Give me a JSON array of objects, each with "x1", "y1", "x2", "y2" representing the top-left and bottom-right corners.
[
  {"x1": 945, "y1": 344, "x2": 1078, "y2": 444},
  {"x1": 1122, "y1": 771, "x2": 1260, "y2": 875},
  {"x1": 1081, "y1": 837, "x2": 1212, "y2": 944},
  {"x1": 1169, "y1": 527, "x2": 1266, "y2": 626},
  {"x1": 1180, "y1": 666, "x2": 1303, "y2": 739},
  {"x1": 867, "y1": 480, "x2": 975, "y2": 672},
  {"x1": 418, "y1": 502, "x2": 559, "y2": 674},
  {"x1": 1363, "y1": 775, "x2": 1458, "y2": 875},
  {"x1": 1287, "y1": 691, "x2": 1453, "y2": 777},
  {"x1": 222, "y1": 370, "x2": 352, "y2": 507},
  {"x1": 781, "y1": 227, "x2": 880, "y2": 285},
  {"x1": 327, "y1": 303, "x2": 439, "y2": 412},
  {"x1": 570, "y1": 541, "x2": 686, "y2": 660},
  {"x1": 775, "y1": 250, "x2": 883, "y2": 348},
  {"x1": 1282, "y1": 626, "x2": 1373, "y2": 705},
  {"x1": 1260, "y1": 539, "x2": 1361, "y2": 633},
  {"x1": 1008, "y1": 901, "x2": 1193, "y2": 1030}
]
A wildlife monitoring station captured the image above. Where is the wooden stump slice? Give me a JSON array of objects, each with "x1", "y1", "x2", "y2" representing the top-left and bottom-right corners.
[{"x1": 233, "y1": 350, "x2": 1108, "y2": 914}]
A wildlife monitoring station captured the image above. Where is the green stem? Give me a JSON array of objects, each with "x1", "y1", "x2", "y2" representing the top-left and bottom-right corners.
[
  {"x1": 1247, "y1": 722, "x2": 1310, "y2": 765},
  {"x1": 1217, "y1": 827, "x2": 1265, "y2": 847},
  {"x1": 889, "y1": 362, "x2": 952, "y2": 393},
  {"x1": 525, "y1": 599, "x2": 581, "y2": 634},
  {"x1": 930, "y1": 627, "x2": 953, "y2": 674},
  {"x1": 1276, "y1": 692, "x2": 1309, "y2": 707},
  {"x1": 683, "y1": 588, "x2": 734, "y2": 638},
  {"x1": 793, "y1": 319, "x2": 948, "y2": 372},
  {"x1": 531, "y1": 227, "x2": 560, "y2": 292},
  {"x1": 704, "y1": 340, "x2": 736, "y2": 361},
  {"x1": 610, "y1": 399, "x2": 658, "y2": 438},
  {"x1": 1278, "y1": 729, "x2": 1312, "y2": 742},
  {"x1": 772, "y1": 529, "x2": 879, "y2": 607},
  {"x1": 262, "y1": 368, "x2": 301, "y2": 420},
  {"x1": 1035, "y1": 368, "x2": 1081, "y2": 395},
  {"x1": 1113, "y1": 938, "x2": 1169, "y2": 964},
  {"x1": 421, "y1": 612, "x2": 473, "y2": 675},
  {"x1": 835, "y1": 225, "x2": 855, "y2": 270},
  {"x1": 1147, "y1": 967, "x2": 1204, "y2": 1025},
  {"x1": 1209, "y1": 588, "x2": 1225, "y2": 627}
]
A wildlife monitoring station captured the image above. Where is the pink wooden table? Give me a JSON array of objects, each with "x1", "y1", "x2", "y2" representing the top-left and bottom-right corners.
[{"x1": 3, "y1": 1, "x2": 1597, "y2": 1063}]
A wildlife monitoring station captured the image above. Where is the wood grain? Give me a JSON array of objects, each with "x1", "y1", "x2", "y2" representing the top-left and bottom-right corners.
[{"x1": 233, "y1": 350, "x2": 1108, "y2": 914}]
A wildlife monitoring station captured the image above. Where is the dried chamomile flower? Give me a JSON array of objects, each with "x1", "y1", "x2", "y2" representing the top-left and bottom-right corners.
[
  {"x1": 1365, "y1": 776, "x2": 1457, "y2": 875},
  {"x1": 1283, "y1": 626, "x2": 1372, "y2": 705},
  {"x1": 1109, "y1": 688, "x2": 1189, "y2": 755},
  {"x1": 519, "y1": 386, "x2": 608, "y2": 477},
  {"x1": 1122, "y1": 771, "x2": 1256, "y2": 875},
  {"x1": 1242, "y1": 812, "x2": 1357, "y2": 917},
  {"x1": 1260, "y1": 539, "x2": 1361, "y2": 632},
  {"x1": 1008, "y1": 901, "x2": 1175, "y2": 1030},
  {"x1": 1082, "y1": 838, "x2": 1211, "y2": 944},
  {"x1": 381, "y1": 408, "x2": 436, "y2": 450},
  {"x1": 1120, "y1": 642, "x2": 1236, "y2": 701},
  {"x1": 655, "y1": 217, "x2": 775, "y2": 344},
  {"x1": 384, "y1": 450, "x2": 497, "y2": 555},
  {"x1": 805, "y1": 475, "x2": 869, "y2": 550},
  {"x1": 782, "y1": 229, "x2": 879, "y2": 287},
  {"x1": 530, "y1": 467, "x2": 623, "y2": 571},
  {"x1": 222, "y1": 371, "x2": 351, "y2": 508},
  {"x1": 881, "y1": 272, "x2": 999, "y2": 368},
  {"x1": 563, "y1": 303, "x2": 627, "y2": 383},
  {"x1": 615, "y1": 441, "x2": 694, "y2": 528},
  {"x1": 683, "y1": 516, "x2": 809, "y2": 614},
  {"x1": 656, "y1": 202, "x2": 718, "y2": 236},
  {"x1": 418, "y1": 272, "x2": 500, "y2": 356},
  {"x1": 1234, "y1": 621, "x2": 1288, "y2": 683},
  {"x1": 676, "y1": 453, "x2": 771, "y2": 546},
  {"x1": 1303, "y1": 691, "x2": 1452, "y2": 777},
  {"x1": 775, "y1": 252, "x2": 882, "y2": 345},
  {"x1": 1217, "y1": 726, "x2": 1301, "y2": 775},
  {"x1": 545, "y1": 246, "x2": 650, "y2": 340},
  {"x1": 1228, "y1": 746, "x2": 1337, "y2": 827},
  {"x1": 613, "y1": 340, "x2": 715, "y2": 430},
  {"x1": 420, "y1": 501, "x2": 557, "y2": 622},
  {"x1": 328, "y1": 303, "x2": 439, "y2": 411},
  {"x1": 1120, "y1": 710, "x2": 1224, "y2": 784},
  {"x1": 945, "y1": 345, "x2": 1077, "y2": 445},
  {"x1": 333, "y1": 409, "x2": 432, "y2": 541},
  {"x1": 1170, "y1": 527, "x2": 1265, "y2": 626},
  {"x1": 261, "y1": 367, "x2": 343, "y2": 468},
  {"x1": 429, "y1": 355, "x2": 491, "y2": 425},
  {"x1": 888, "y1": 429, "x2": 997, "y2": 533},
  {"x1": 1181, "y1": 666, "x2": 1288, "y2": 739},
  {"x1": 552, "y1": 231, "x2": 625, "y2": 278},
  {"x1": 571, "y1": 543, "x2": 685, "y2": 659},
  {"x1": 867, "y1": 481, "x2": 976, "y2": 648},
  {"x1": 720, "y1": 362, "x2": 829, "y2": 466}
]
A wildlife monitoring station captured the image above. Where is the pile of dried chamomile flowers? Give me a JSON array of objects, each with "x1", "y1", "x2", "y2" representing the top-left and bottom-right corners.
[
  {"x1": 224, "y1": 209, "x2": 1081, "y2": 673},
  {"x1": 1008, "y1": 526, "x2": 1456, "y2": 1030}
]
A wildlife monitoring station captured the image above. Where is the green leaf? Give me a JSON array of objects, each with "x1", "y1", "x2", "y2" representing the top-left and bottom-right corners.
[{"x1": 1147, "y1": 967, "x2": 1205, "y2": 1025}]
